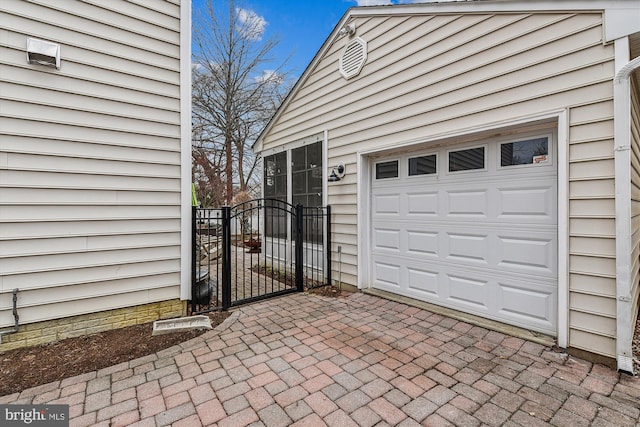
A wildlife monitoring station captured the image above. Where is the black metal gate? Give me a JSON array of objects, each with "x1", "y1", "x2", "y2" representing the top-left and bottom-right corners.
[{"x1": 191, "y1": 199, "x2": 331, "y2": 313}]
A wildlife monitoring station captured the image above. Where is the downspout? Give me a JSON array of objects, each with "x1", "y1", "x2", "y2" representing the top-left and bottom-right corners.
[
  {"x1": 179, "y1": 0, "x2": 192, "y2": 301},
  {"x1": 0, "y1": 289, "x2": 20, "y2": 343},
  {"x1": 614, "y1": 38, "x2": 640, "y2": 374}
]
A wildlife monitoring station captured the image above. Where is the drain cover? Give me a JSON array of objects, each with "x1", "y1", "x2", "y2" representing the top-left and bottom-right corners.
[{"x1": 152, "y1": 315, "x2": 212, "y2": 336}]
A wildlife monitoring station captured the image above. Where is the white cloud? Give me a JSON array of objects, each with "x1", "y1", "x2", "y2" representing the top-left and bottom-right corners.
[
  {"x1": 255, "y1": 70, "x2": 284, "y2": 84},
  {"x1": 236, "y1": 7, "x2": 267, "y2": 41}
]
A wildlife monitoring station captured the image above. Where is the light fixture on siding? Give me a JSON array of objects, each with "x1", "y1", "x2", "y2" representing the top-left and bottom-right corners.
[
  {"x1": 339, "y1": 23, "x2": 356, "y2": 37},
  {"x1": 26, "y1": 37, "x2": 61, "y2": 69},
  {"x1": 328, "y1": 164, "x2": 346, "y2": 182}
]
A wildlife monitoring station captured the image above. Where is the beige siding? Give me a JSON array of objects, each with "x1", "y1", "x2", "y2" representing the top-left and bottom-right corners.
[
  {"x1": 568, "y1": 99, "x2": 616, "y2": 357},
  {"x1": 262, "y1": 12, "x2": 619, "y2": 356},
  {"x1": 630, "y1": 76, "x2": 640, "y2": 329},
  {"x1": 0, "y1": 0, "x2": 183, "y2": 327}
]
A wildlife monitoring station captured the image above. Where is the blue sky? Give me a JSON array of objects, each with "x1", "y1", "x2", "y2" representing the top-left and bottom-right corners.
[{"x1": 191, "y1": 0, "x2": 423, "y2": 81}]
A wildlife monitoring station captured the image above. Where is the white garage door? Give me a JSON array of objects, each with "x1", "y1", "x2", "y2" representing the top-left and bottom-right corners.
[{"x1": 370, "y1": 134, "x2": 557, "y2": 335}]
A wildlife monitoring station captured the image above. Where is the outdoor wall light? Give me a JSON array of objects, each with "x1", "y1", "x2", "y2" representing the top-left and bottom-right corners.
[
  {"x1": 328, "y1": 164, "x2": 346, "y2": 182},
  {"x1": 339, "y1": 23, "x2": 356, "y2": 37},
  {"x1": 26, "y1": 37, "x2": 61, "y2": 69}
]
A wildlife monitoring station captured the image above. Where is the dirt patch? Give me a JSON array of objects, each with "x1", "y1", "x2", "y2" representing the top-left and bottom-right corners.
[
  {"x1": 307, "y1": 285, "x2": 347, "y2": 298},
  {"x1": 0, "y1": 311, "x2": 230, "y2": 397}
]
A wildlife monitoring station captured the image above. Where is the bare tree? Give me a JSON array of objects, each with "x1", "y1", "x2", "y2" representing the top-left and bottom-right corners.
[{"x1": 192, "y1": 0, "x2": 290, "y2": 206}]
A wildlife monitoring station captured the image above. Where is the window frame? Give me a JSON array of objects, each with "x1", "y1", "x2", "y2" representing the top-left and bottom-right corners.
[{"x1": 261, "y1": 135, "x2": 326, "y2": 245}]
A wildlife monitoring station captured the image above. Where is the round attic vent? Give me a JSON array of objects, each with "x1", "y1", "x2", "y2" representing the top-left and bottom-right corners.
[{"x1": 339, "y1": 37, "x2": 367, "y2": 80}]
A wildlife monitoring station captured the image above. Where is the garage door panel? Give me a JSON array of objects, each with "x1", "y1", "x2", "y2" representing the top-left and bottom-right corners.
[
  {"x1": 498, "y1": 184, "x2": 555, "y2": 220},
  {"x1": 373, "y1": 193, "x2": 401, "y2": 215},
  {"x1": 373, "y1": 228, "x2": 401, "y2": 251},
  {"x1": 375, "y1": 262, "x2": 401, "y2": 288},
  {"x1": 407, "y1": 192, "x2": 438, "y2": 216},
  {"x1": 447, "y1": 274, "x2": 489, "y2": 309},
  {"x1": 371, "y1": 223, "x2": 556, "y2": 276},
  {"x1": 407, "y1": 267, "x2": 439, "y2": 297},
  {"x1": 497, "y1": 235, "x2": 555, "y2": 274},
  {"x1": 406, "y1": 230, "x2": 438, "y2": 256},
  {"x1": 446, "y1": 189, "x2": 489, "y2": 217},
  {"x1": 498, "y1": 281, "x2": 556, "y2": 329},
  {"x1": 446, "y1": 232, "x2": 490, "y2": 264}
]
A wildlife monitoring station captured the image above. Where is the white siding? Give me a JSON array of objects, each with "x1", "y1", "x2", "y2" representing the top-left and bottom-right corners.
[
  {"x1": 0, "y1": 0, "x2": 183, "y2": 326},
  {"x1": 261, "y1": 12, "x2": 619, "y2": 357}
]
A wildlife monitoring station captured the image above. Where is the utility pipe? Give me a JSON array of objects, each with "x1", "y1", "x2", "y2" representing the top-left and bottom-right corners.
[
  {"x1": 614, "y1": 39, "x2": 640, "y2": 374},
  {"x1": 0, "y1": 289, "x2": 20, "y2": 343}
]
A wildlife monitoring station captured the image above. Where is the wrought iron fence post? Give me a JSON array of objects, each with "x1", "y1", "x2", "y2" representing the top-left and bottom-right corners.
[
  {"x1": 221, "y1": 206, "x2": 232, "y2": 310},
  {"x1": 191, "y1": 205, "x2": 198, "y2": 314},
  {"x1": 295, "y1": 204, "x2": 304, "y2": 292},
  {"x1": 326, "y1": 205, "x2": 332, "y2": 287}
]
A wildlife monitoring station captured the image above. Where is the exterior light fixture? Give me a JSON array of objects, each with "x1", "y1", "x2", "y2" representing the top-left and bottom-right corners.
[
  {"x1": 26, "y1": 37, "x2": 60, "y2": 69},
  {"x1": 339, "y1": 23, "x2": 356, "y2": 37},
  {"x1": 328, "y1": 164, "x2": 346, "y2": 182}
]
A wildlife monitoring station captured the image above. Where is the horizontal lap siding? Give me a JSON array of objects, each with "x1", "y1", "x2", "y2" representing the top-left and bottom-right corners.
[
  {"x1": 261, "y1": 12, "x2": 616, "y2": 356},
  {"x1": 568, "y1": 99, "x2": 616, "y2": 357},
  {"x1": 0, "y1": 0, "x2": 182, "y2": 326}
]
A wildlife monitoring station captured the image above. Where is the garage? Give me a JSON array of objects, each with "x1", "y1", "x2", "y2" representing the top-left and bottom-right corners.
[{"x1": 370, "y1": 133, "x2": 558, "y2": 335}]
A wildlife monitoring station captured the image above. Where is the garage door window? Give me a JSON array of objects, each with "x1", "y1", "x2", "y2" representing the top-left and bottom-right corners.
[
  {"x1": 408, "y1": 154, "x2": 437, "y2": 176},
  {"x1": 449, "y1": 147, "x2": 485, "y2": 172},
  {"x1": 500, "y1": 137, "x2": 549, "y2": 167},
  {"x1": 376, "y1": 160, "x2": 399, "y2": 179}
]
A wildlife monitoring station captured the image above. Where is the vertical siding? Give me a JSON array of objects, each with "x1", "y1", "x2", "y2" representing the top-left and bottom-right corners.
[
  {"x1": 261, "y1": 12, "x2": 620, "y2": 357},
  {"x1": 630, "y1": 76, "x2": 640, "y2": 329},
  {"x1": 0, "y1": 0, "x2": 183, "y2": 326}
]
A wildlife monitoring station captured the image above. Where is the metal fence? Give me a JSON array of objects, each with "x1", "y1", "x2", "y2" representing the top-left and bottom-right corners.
[{"x1": 190, "y1": 199, "x2": 331, "y2": 314}]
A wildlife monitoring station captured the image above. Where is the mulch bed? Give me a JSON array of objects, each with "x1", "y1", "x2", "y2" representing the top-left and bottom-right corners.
[{"x1": 0, "y1": 311, "x2": 230, "y2": 397}]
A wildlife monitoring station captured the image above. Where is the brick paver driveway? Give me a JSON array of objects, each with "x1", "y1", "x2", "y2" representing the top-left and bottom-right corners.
[{"x1": 2, "y1": 292, "x2": 639, "y2": 426}]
